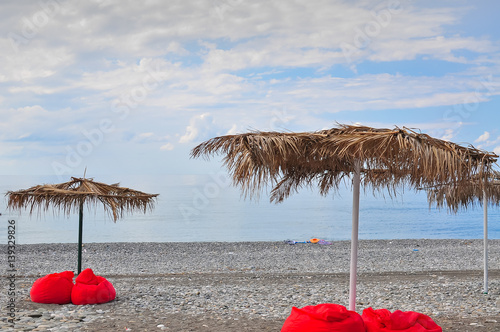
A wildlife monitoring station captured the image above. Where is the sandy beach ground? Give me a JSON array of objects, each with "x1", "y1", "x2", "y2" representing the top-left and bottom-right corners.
[{"x1": 1, "y1": 239, "x2": 500, "y2": 331}]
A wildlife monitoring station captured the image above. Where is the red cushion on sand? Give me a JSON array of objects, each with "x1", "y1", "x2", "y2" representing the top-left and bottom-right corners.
[
  {"x1": 281, "y1": 303, "x2": 366, "y2": 332},
  {"x1": 30, "y1": 271, "x2": 74, "y2": 304},
  {"x1": 362, "y1": 308, "x2": 442, "y2": 332},
  {"x1": 71, "y1": 268, "x2": 116, "y2": 305}
]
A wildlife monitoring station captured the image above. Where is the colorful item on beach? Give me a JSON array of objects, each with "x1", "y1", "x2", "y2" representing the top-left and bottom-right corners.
[
  {"x1": 71, "y1": 268, "x2": 116, "y2": 305},
  {"x1": 362, "y1": 307, "x2": 442, "y2": 332},
  {"x1": 281, "y1": 303, "x2": 365, "y2": 332},
  {"x1": 30, "y1": 271, "x2": 74, "y2": 304},
  {"x1": 284, "y1": 239, "x2": 332, "y2": 245}
]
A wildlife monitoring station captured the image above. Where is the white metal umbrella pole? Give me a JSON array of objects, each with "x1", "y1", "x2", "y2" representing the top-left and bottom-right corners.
[
  {"x1": 349, "y1": 160, "x2": 361, "y2": 311},
  {"x1": 483, "y1": 187, "x2": 488, "y2": 294}
]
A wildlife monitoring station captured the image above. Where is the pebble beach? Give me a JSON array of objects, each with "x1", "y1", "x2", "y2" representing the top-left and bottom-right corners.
[{"x1": 2, "y1": 239, "x2": 500, "y2": 331}]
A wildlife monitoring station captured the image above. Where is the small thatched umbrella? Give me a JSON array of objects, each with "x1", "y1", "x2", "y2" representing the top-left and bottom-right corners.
[
  {"x1": 6, "y1": 177, "x2": 158, "y2": 274},
  {"x1": 424, "y1": 170, "x2": 500, "y2": 293},
  {"x1": 192, "y1": 124, "x2": 498, "y2": 310}
]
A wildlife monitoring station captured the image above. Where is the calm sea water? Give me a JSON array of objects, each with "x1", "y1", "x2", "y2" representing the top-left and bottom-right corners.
[{"x1": 0, "y1": 174, "x2": 498, "y2": 244}]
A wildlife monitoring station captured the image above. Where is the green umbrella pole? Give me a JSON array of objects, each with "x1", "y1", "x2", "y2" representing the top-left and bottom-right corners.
[{"x1": 78, "y1": 202, "x2": 83, "y2": 274}]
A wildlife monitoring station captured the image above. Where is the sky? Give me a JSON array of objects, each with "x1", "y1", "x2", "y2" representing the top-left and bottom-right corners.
[{"x1": 1, "y1": 0, "x2": 500, "y2": 178}]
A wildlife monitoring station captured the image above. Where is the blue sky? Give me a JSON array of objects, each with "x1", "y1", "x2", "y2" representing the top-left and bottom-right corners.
[{"x1": 1, "y1": 0, "x2": 500, "y2": 178}]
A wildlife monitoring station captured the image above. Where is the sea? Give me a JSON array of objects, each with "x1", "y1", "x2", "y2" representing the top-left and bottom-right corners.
[{"x1": 0, "y1": 173, "x2": 498, "y2": 245}]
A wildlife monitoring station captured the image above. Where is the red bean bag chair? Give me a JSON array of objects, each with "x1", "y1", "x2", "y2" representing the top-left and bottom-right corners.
[
  {"x1": 281, "y1": 303, "x2": 366, "y2": 332},
  {"x1": 362, "y1": 307, "x2": 442, "y2": 332},
  {"x1": 71, "y1": 268, "x2": 116, "y2": 305},
  {"x1": 30, "y1": 271, "x2": 74, "y2": 304}
]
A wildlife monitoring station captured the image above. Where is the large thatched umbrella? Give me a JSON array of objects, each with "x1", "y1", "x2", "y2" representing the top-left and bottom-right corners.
[
  {"x1": 6, "y1": 177, "x2": 158, "y2": 274},
  {"x1": 424, "y1": 170, "x2": 500, "y2": 293},
  {"x1": 191, "y1": 124, "x2": 498, "y2": 310},
  {"x1": 425, "y1": 171, "x2": 500, "y2": 212}
]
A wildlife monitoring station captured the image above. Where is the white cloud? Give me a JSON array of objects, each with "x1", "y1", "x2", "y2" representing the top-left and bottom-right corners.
[
  {"x1": 1, "y1": 1, "x2": 500, "y2": 175},
  {"x1": 440, "y1": 129, "x2": 455, "y2": 141},
  {"x1": 179, "y1": 113, "x2": 215, "y2": 144},
  {"x1": 128, "y1": 132, "x2": 175, "y2": 152},
  {"x1": 0, "y1": 105, "x2": 56, "y2": 139},
  {"x1": 185, "y1": 73, "x2": 245, "y2": 95},
  {"x1": 132, "y1": 132, "x2": 154, "y2": 142},
  {"x1": 473, "y1": 134, "x2": 500, "y2": 151},
  {"x1": 475, "y1": 131, "x2": 490, "y2": 143},
  {"x1": 0, "y1": 42, "x2": 74, "y2": 83},
  {"x1": 263, "y1": 73, "x2": 500, "y2": 113},
  {"x1": 2, "y1": 1, "x2": 497, "y2": 116},
  {"x1": 0, "y1": 105, "x2": 112, "y2": 152},
  {"x1": 369, "y1": 36, "x2": 494, "y2": 63},
  {"x1": 226, "y1": 124, "x2": 239, "y2": 135},
  {"x1": 160, "y1": 143, "x2": 174, "y2": 151},
  {"x1": 77, "y1": 58, "x2": 177, "y2": 95},
  {"x1": 494, "y1": 146, "x2": 500, "y2": 155},
  {"x1": 3, "y1": 1, "x2": 493, "y2": 89}
]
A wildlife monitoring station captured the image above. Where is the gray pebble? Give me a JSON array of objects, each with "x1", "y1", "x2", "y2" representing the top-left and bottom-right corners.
[{"x1": 0, "y1": 240, "x2": 499, "y2": 331}]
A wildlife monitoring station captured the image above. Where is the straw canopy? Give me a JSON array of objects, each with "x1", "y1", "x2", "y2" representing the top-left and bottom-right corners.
[
  {"x1": 425, "y1": 170, "x2": 500, "y2": 213},
  {"x1": 192, "y1": 124, "x2": 498, "y2": 202},
  {"x1": 7, "y1": 177, "x2": 158, "y2": 221},
  {"x1": 422, "y1": 169, "x2": 500, "y2": 295},
  {"x1": 6, "y1": 176, "x2": 158, "y2": 274},
  {"x1": 192, "y1": 123, "x2": 498, "y2": 311}
]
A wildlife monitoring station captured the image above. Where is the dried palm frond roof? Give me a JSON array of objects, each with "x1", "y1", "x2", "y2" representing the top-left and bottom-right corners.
[
  {"x1": 425, "y1": 170, "x2": 500, "y2": 212},
  {"x1": 6, "y1": 177, "x2": 158, "y2": 221},
  {"x1": 191, "y1": 124, "x2": 498, "y2": 203}
]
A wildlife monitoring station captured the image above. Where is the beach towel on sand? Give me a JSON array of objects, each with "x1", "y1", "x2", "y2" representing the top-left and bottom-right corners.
[
  {"x1": 30, "y1": 271, "x2": 74, "y2": 304},
  {"x1": 71, "y1": 268, "x2": 116, "y2": 305},
  {"x1": 362, "y1": 307, "x2": 442, "y2": 332},
  {"x1": 281, "y1": 303, "x2": 365, "y2": 332}
]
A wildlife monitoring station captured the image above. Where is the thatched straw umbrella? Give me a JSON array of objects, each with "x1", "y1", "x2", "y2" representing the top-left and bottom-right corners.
[
  {"x1": 191, "y1": 124, "x2": 498, "y2": 310},
  {"x1": 425, "y1": 171, "x2": 500, "y2": 212},
  {"x1": 424, "y1": 170, "x2": 500, "y2": 293},
  {"x1": 6, "y1": 177, "x2": 158, "y2": 274}
]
